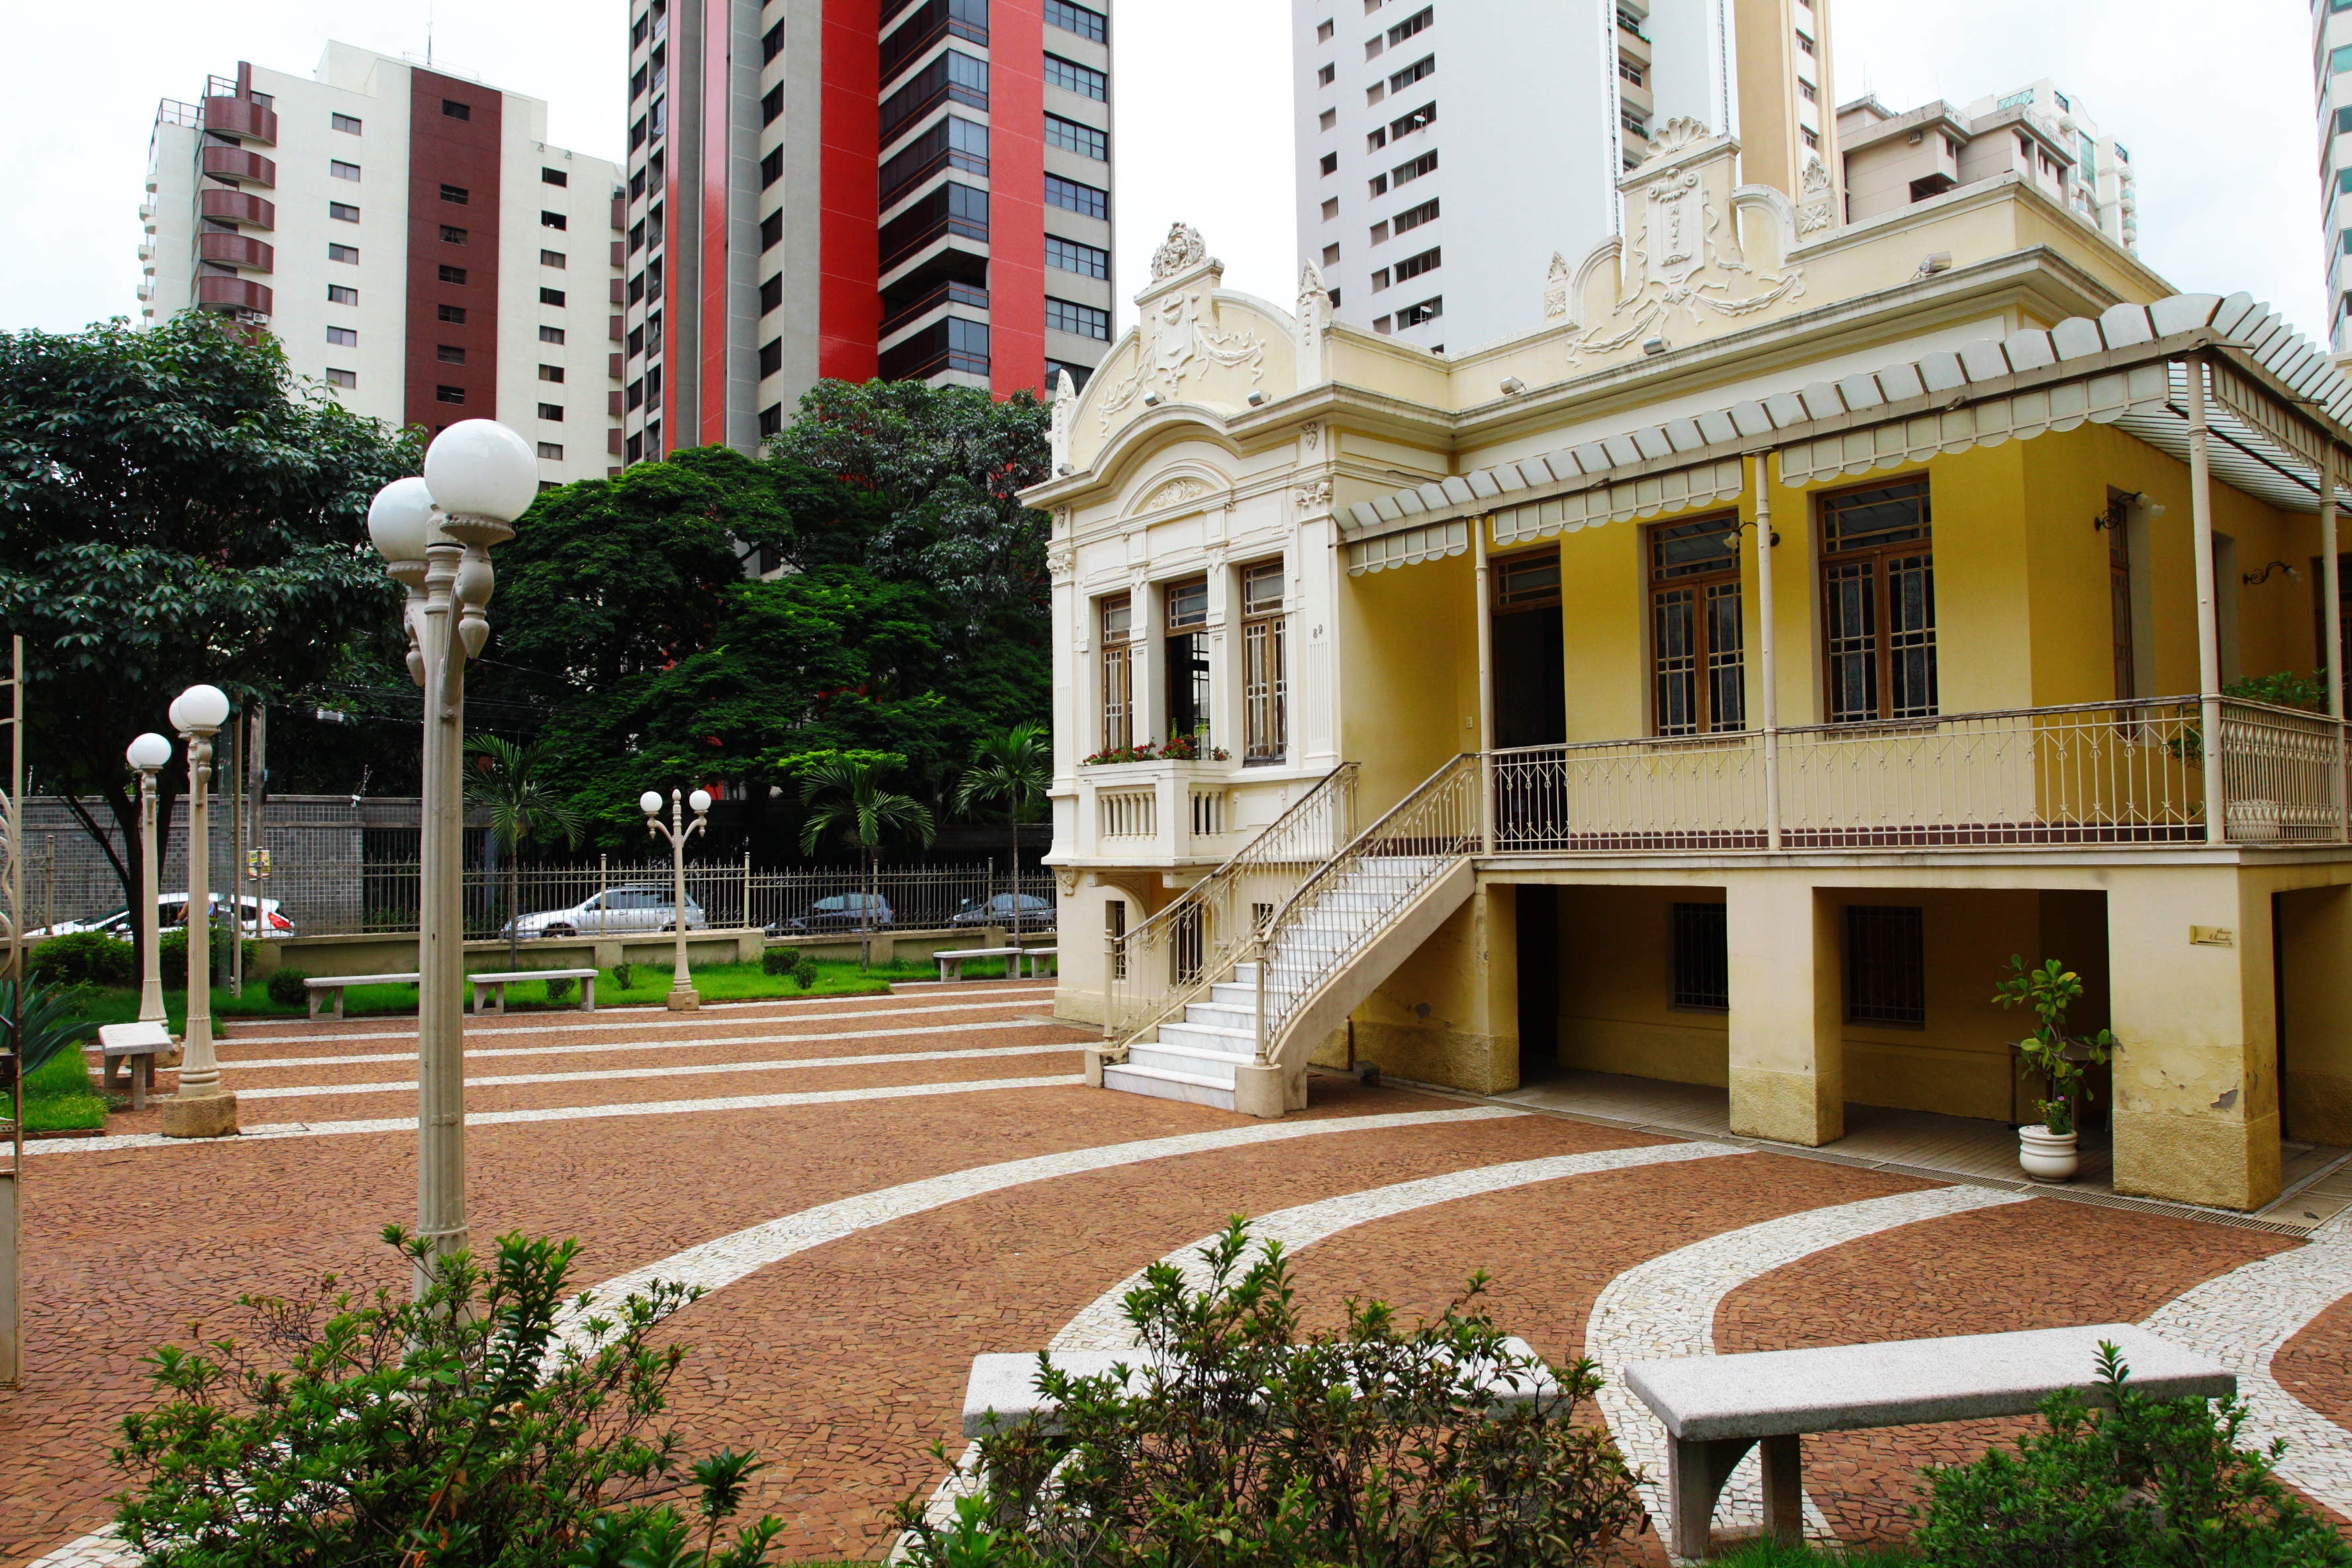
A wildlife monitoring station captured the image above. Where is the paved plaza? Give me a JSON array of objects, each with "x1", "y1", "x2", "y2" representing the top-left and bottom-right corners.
[{"x1": 7, "y1": 979, "x2": 2352, "y2": 1563}]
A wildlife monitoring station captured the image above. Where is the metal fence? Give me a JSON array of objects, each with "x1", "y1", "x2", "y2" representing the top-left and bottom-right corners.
[{"x1": 228, "y1": 858, "x2": 1054, "y2": 942}]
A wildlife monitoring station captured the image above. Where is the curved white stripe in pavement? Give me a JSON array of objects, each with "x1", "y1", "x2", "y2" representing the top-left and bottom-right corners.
[
  {"x1": 1587, "y1": 1183, "x2": 2028, "y2": 1553},
  {"x1": 2141, "y1": 1217, "x2": 2352, "y2": 1516},
  {"x1": 568, "y1": 1106, "x2": 1528, "y2": 1325},
  {"x1": 23, "y1": 1075, "x2": 1087, "y2": 1156},
  {"x1": 1051, "y1": 1140, "x2": 1744, "y2": 1352},
  {"x1": 232, "y1": 1041, "x2": 1081, "y2": 1099},
  {"x1": 222, "y1": 993, "x2": 1053, "y2": 1050}
]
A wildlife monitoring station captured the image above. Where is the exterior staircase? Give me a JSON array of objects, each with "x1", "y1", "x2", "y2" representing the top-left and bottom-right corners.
[{"x1": 1097, "y1": 757, "x2": 1481, "y2": 1118}]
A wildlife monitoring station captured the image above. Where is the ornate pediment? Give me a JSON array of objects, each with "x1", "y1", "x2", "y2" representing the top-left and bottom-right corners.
[
  {"x1": 1136, "y1": 475, "x2": 1216, "y2": 514},
  {"x1": 1553, "y1": 124, "x2": 1808, "y2": 369}
]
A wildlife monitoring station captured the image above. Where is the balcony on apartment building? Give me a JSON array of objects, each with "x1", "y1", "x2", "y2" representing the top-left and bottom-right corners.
[
  {"x1": 196, "y1": 274, "x2": 274, "y2": 315},
  {"x1": 197, "y1": 232, "x2": 274, "y2": 272},
  {"x1": 199, "y1": 188, "x2": 275, "y2": 230},
  {"x1": 201, "y1": 93, "x2": 278, "y2": 146},
  {"x1": 201, "y1": 145, "x2": 277, "y2": 187}
]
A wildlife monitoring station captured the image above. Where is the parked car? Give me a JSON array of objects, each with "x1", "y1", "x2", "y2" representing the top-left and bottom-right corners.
[
  {"x1": 26, "y1": 893, "x2": 293, "y2": 940},
  {"x1": 950, "y1": 893, "x2": 1055, "y2": 933},
  {"x1": 502, "y1": 884, "x2": 707, "y2": 940},
  {"x1": 767, "y1": 893, "x2": 895, "y2": 935}
]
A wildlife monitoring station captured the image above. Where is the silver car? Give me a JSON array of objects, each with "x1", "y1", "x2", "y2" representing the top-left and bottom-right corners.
[{"x1": 503, "y1": 884, "x2": 707, "y2": 939}]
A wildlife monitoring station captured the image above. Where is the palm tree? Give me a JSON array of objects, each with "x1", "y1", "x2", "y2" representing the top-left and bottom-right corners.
[
  {"x1": 954, "y1": 722, "x2": 1049, "y2": 914},
  {"x1": 463, "y1": 736, "x2": 588, "y2": 967},
  {"x1": 798, "y1": 756, "x2": 936, "y2": 967}
]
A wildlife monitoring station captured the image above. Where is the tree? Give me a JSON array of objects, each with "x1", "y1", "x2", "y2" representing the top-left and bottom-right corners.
[
  {"x1": 464, "y1": 736, "x2": 589, "y2": 967},
  {"x1": 797, "y1": 754, "x2": 935, "y2": 967},
  {"x1": 768, "y1": 379, "x2": 1054, "y2": 631},
  {"x1": 0, "y1": 312, "x2": 418, "y2": 976},
  {"x1": 954, "y1": 721, "x2": 1050, "y2": 878}
]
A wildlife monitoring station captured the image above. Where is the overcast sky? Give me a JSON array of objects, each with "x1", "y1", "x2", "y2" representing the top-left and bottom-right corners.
[{"x1": 9, "y1": 1, "x2": 2328, "y2": 350}]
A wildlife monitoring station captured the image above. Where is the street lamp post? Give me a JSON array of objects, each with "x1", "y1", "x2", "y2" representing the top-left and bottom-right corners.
[
  {"x1": 368, "y1": 420, "x2": 536, "y2": 1293},
  {"x1": 642, "y1": 788, "x2": 710, "y2": 1011},
  {"x1": 124, "y1": 733, "x2": 173, "y2": 1025},
  {"x1": 162, "y1": 687, "x2": 236, "y2": 1138}
]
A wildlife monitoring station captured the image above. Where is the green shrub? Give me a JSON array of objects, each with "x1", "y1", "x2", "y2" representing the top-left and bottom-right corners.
[
  {"x1": 112, "y1": 1226, "x2": 789, "y2": 1568},
  {"x1": 547, "y1": 975, "x2": 577, "y2": 1004},
  {"x1": 30, "y1": 930, "x2": 135, "y2": 988},
  {"x1": 894, "y1": 1218, "x2": 1647, "y2": 1568},
  {"x1": 761, "y1": 945, "x2": 795, "y2": 977},
  {"x1": 1914, "y1": 1342, "x2": 2352, "y2": 1567},
  {"x1": 612, "y1": 961, "x2": 634, "y2": 991},
  {"x1": 157, "y1": 928, "x2": 263, "y2": 988},
  {"x1": 265, "y1": 967, "x2": 311, "y2": 1007},
  {"x1": 791, "y1": 950, "x2": 818, "y2": 991}
]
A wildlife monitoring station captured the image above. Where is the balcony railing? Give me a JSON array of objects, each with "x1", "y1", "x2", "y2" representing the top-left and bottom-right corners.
[
  {"x1": 1485, "y1": 697, "x2": 2351, "y2": 854},
  {"x1": 199, "y1": 188, "x2": 275, "y2": 230},
  {"x1": 201, "y1": 145, "x2": 277, "y2": 187},
  {"x1": 202, "y1": 95, "x2": 279, "y2": 146},
  {"x1": 196, "y1": 275, "x2": 274, "y2": 316},
  {"x1": 198, "y1": 232, "x2": 274, "y2": 271}
]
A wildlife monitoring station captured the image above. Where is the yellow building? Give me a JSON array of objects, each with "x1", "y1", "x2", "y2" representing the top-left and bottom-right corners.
[{"x1": 1030, "y1": 119, "x2": 2352, "y2": 1212}]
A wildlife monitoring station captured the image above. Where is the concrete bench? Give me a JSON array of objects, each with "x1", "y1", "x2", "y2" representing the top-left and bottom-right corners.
[
  {"x1": 961, "y1": 1339, "x2": 1554, "y2": 1438},
  {"x1": 305, "y1": 973, "x2": 420, "y2": 1021},
  {"x1": 93, "y1": 1021, "x2": 175, "y2": 1110},
  {"x1": 936, "y1": 946, "x2": 1057, "y2": 982},
  {"x1": 1624, "y1": 1323, "x2": 2234, "y2": 1559},
  {"x1": 469, "y1": 967, "x2": 599, "y2": 1016}
]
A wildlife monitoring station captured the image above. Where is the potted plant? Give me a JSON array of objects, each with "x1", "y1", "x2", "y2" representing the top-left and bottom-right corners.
[{"x1": 1994, "y1": 956, "x2": 2115, "y2": 1183}]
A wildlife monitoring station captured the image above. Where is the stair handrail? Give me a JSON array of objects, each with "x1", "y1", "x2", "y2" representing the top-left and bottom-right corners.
[
  {"x1": 1251, "y1": 753, "x2": 1481, "y2": 1063},
  {"x1": 1103, "y1": 762, "x2": 1359, "y2": 1059}
]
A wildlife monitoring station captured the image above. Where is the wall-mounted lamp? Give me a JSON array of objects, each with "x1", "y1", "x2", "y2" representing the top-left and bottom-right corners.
[
  {"x1": 1500, "y1": 376, "x2": 1527, "y2": 395},
  {"x1": 2244, "y1": 560, "x2": 2302, "y2": 586},
  {"x1": 1722, "y1": 518, "x2": 1781, "y2": 553},
  {"x1": 1246, "y1": 390, "x2": 1267, "y2": 407},
  {"x1": 2093, "y1": 492, "x2": 2165, "y2": 530},
  {"x1": 1642, "y1": 337, "x2": 1668, "y2": 356}
]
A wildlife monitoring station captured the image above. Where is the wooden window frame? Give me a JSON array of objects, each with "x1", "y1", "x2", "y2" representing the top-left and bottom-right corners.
[
  {"x1": 1493, "y1": 549, "x2": 1562, "y2": 612},
  {"x1": 1099, "y1": 593, "x2": 1133, "y2": 752},
  {"x1": 1242, "y1": 560, "x2": 1288, "y2": 765},
  {"x1": 1164, "y1": 577, "x2": 1210, "y2": 745},
  {"x1": 1818, "y1": 478, "x2": 1937, "y2": 725},
  {"x1": 2107, "y1": 493, "x2": 2135, "y2": 701},
  {"x1": 1646, "y1": 513, "x2": 1745, "y2": 738}
]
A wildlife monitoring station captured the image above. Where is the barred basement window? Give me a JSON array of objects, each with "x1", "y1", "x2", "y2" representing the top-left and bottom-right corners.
[
  {"x1": 1099, "y1": 593, "x2": 1133, "y2": 751},
  {"x1": 1846, "y1": 905, "x2": 1925, "y2": 1026},
  {"x1": 1243, "y1": 560, "x2": 1288, "y2": 763},
  {"x1": 1106, "y1": 898, "x2": 1128, "y2": 980},
  {"x1": 1670, "y1": 903, "x2": 1728, "y2": 1010}
]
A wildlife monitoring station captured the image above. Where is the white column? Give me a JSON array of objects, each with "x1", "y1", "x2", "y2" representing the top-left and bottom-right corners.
[
  {"x1": 170, "y1": 722, "x2": 230, "y2": 1118},
  {"x1": 1473, "y1": 516, "x2": 1494, "y2": 854},
  {"x1": 1754, "y1": 454, "x2": 1782, "y2": 852},
  {"x1": 415, "y1": 537, "x2": 467, "y2": 1283},
  {"x1": 2186, "y1": 356, "x2": 2225, "y2": 844},
  {"x1": 2324, "y1": 445, "x2": 2346, "y2": 840},
  {"x1": 136, "y1": 769, "x2": 166, "y2": 1022}
]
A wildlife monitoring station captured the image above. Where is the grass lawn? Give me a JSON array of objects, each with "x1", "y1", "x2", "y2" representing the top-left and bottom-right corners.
[
  {"x1": 19, "y1": 1047, "x2": 107, "y2": 1132},
  {"x1": 57, "y1": 955, "x2": 1016, "y2": 1029}
]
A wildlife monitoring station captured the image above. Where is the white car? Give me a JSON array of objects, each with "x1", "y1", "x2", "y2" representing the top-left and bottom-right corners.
[
  {"x1": 26, "y1": 893, "x2": 293, "y2": 940},
  {"x1": 502, "y1": 884, "x2": 708, "y2": 940}
]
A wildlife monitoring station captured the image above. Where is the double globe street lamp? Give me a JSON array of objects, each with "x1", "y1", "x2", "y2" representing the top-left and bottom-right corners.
[
  {"x1": 366, "y1": 418, "x2": 537, "y2": 1292},
  {"x1": 123, "y1": 732, "x2": 174, "y2": 1027},
  {"x1": 642, "y1": 788, "x2": 711, "y2": 1011},
  {"x1": 160, "y1": 685, "x2": 236, "y2": 1138}
]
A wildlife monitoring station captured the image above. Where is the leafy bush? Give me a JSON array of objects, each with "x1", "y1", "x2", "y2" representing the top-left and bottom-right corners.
[
  {"x1": 612, "y1": 961, "x2": 634, "y2": 991},
  {"x1": 1913, "y1": 1342, "x2": 2352, "y2": 1567},
  {"x1": 157, "y1": 928, "x2": 262, "y2": 988},
  {"x1": 894, "y1": 1218, "x2": 1647, "y2": 1568},
  {"x1": 265, "y1": 967, "x2": 311, "y2": 1006},
  {"x1": 761, "y1": 945, "x2": 795, "y2": 977},
  {"x1": 2225, "y1": 670, "x2": 2328, "y2": 712},
  {"x1": 112, "y1": 1225, "x2": 789, "y2": 1568},
  {"x1": 791, "y1": 950, "x2": 818, "y2": 991},
  {"x1": 29, "y1": 930, "x2": 134, "y2": 988},
  {"x1": 547, "y1": 975, "x2": 577, "y2": 1004}
]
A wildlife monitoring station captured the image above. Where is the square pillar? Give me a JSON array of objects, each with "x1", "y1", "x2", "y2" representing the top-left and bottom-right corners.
[
  {"x1": 1728, "y1": 873, "x2": 1843, "y2": 1146},
  {"x1": 1350, "y1": 882, "x2": 1520, "y2": 1095},
  {"x1": 2108, "y1": 866, "x2": 2280, "y2": 1210}
]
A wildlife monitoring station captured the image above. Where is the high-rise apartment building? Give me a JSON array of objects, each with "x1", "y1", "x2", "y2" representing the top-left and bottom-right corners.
[
  {"x1": 1293, "y1": 0, "x2": 1835, "y2": 354},
  {"x1": 139, "y1": 44, "x2": 626, "y2": 486},
  {"x1": 1839, "y1": 79, "x2": 2135, "y2": 253},
  {"x1": 618, "y1": 0, "x2": 1116, "y2": 464},
  {"x1": 2320, "y1": 8, "x2": 2352, "y2": 352}
]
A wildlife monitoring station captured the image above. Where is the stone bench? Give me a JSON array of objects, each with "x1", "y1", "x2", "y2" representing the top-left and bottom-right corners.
[
  {"x1": 935, "y1": 946, "x2": 1058, "y2": 983},
  {"x1": 305, "y1": 972, "x2": 420, "y2": 1021},
  {"x1": 92, "y1": 1021, "x2": 175, "y2": 1110},
  {"x1": 469, "y1": 967, "x2": 599, "y2": 1016},
  {"x1": 961, "y1": 1339, "x2": 1553, "y2": 1438},
  {"x1": 1624, "y1": 1323, "x2": 2234, "y2": 1559}
]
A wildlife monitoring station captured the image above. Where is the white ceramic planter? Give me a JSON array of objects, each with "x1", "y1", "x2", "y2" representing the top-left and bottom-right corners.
[{"x1": 2018, "y1": 1124, "x2": 2080, "y2": 1183}]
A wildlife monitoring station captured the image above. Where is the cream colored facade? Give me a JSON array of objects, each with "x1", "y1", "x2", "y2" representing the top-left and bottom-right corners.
[{"x1": 1031, "y1": 118, "x2": 2352, "y2": 1214}]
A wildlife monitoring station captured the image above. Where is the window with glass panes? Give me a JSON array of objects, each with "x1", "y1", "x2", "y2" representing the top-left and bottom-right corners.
[
  {"x1": 1648, "y1": 514, "x2": 1745, "y2": 736},
  {"x1": 1242, "y1": 562, "x2": 1287, "y2": 763},
  {"x1": 1820, "y1": 479, "x2": 1936, "y2": 723},
  {"x1": 1165, "y1": 578, "x2": 1210, "y2": 743},
  {"x1": 1099, "y1": 593, "x2": 1134, "y2": 750}
]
